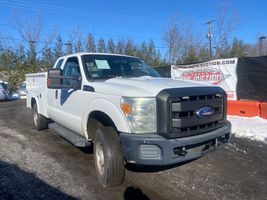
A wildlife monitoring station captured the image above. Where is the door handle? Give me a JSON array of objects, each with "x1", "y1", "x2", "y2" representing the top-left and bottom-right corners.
[{"x1": 55, "y1": 90, "x2": 58, "y2": 99}]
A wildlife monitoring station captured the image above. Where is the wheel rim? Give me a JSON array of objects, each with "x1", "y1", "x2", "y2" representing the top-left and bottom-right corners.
[
  {"x1": 33, "y1": 110, "x2": 38, "y2": 126},
  {"x1": 95, "y1": 141, "x2": 105, "y2": 176}
]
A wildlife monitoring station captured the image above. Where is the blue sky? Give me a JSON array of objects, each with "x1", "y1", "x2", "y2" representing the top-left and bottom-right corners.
[{"x1": 0, "y1": 0, "x2": 266, "y2": 55}]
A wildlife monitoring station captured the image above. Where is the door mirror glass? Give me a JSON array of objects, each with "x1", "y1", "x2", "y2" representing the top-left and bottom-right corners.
[{"x1": 47, "y1": 68, "x2": 62, "y2": 89}]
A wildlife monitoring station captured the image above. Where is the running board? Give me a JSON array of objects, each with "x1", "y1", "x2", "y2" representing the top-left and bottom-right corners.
[{"x1": 49, "y1": 123, "x2": 91, "y2": 147}]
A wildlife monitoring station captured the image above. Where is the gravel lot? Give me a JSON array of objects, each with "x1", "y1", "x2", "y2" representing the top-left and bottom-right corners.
[{"x1": 0, "y1": 100, "x2": 267, "y2": 200}]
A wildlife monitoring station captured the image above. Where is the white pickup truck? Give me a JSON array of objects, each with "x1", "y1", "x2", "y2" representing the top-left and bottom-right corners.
[{"x1": 26, "y1": 53, "x2": 231, "y2": 187}]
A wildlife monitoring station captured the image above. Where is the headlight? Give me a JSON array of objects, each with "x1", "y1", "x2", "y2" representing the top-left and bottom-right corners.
[{"x1": 120, "y1": 97, "x2": 157, "y2": 134}]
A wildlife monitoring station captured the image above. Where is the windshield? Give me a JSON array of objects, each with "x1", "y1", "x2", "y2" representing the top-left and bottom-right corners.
[
  {"x1": 19, "y1": 83, "x2": 26, "y2": 90},
  {"x1": 0, "y1": 83, "x2": 8, "y2": 91},
  {"x1": 82, "y1": 54, "x2": 161, "y2": 80}
]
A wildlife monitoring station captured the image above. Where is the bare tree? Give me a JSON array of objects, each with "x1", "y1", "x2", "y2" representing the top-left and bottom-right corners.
[
  {"x1": 162, "y1": 16, "x2": 184, "y2": 63},
  {"x1": 64, "y1": 28, "x2": 81, "y2": 54},
  {"x1": 213, "y1": 4, "x2": 239, "y2": 58},
  {"x1": 162, "y1": 16, "x2": 198, "y2": 64},
  {"x1": 10, "y1": 13, "x2": 56, "y2": 67},
  {"x1": 53, "y1": 35, "x2": 64, "y2": 58}
]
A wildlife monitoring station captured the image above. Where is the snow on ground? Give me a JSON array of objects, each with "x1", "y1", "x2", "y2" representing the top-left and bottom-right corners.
[{"x1": 228, "y1": 116, "x2": 267, "y2": 144}]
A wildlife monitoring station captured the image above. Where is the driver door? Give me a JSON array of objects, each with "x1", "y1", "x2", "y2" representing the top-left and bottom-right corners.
[{"x1": 56, "y1": 56, "x2": 83, "y2": 135}]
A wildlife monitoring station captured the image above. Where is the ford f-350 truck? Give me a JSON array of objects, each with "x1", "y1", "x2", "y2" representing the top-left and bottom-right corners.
[{"x1": 26, "y1": 53, "x2": 231, "y2": 187}]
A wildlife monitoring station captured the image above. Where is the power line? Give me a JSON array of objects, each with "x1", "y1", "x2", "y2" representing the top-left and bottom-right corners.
[
  {"x1": 0, "y1": 0, "x2": 160, "y2": 23},
  {"x1": 0, "y1": 0, "x2": 89, "y2": 17},
  {"x1": 0, "y1": 1, "x2": 167, "y2": 50},
  {"x1": 9, "y1": 0, "x2": 89, "y2": 13}
]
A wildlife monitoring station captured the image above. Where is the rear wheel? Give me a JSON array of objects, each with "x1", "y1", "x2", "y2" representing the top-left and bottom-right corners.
[
  {"x1": 33, "y1": 104, "x2": 48, "y2": 130},
  {"x1": 94, "y1": 126, "x2": 125, "y2": 188}
]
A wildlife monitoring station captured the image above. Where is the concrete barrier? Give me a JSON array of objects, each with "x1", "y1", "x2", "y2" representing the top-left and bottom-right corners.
[
  {"x1": 227, "y1": 100, "x2": 260, "y2": 117},
  {"x1": 260, "y1": 102, "x2": 267, "y2": 119}
]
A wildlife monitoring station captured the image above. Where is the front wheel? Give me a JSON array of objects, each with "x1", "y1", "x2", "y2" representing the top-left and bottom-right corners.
[
  {"x1": 94, "y1": 126, "x2": 125, "y2": 188},
  {"x1": 33, "y1": 104, "x2": 48, "y2": 131}
]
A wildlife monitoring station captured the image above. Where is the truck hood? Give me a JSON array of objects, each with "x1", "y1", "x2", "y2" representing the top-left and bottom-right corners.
[{"x1": 93, "y1": 76, "x2": 214, "y2": 97}]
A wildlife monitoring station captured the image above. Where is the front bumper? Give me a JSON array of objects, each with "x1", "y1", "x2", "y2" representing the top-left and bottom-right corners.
[{"x1": 120, "y1": 121, "x2": 231, "y2": 165}]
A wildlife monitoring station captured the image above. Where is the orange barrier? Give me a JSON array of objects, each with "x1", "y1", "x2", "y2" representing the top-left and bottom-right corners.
[
  {"x1": 260, "y1": 102, "x2": 267, "y2": 119},
  {"x1": 227, "y1": 100, "x2": 260, "y2": 117}
]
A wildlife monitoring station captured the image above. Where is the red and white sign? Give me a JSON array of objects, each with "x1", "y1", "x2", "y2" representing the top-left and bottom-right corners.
[{"x1": 171, "y1": 58, "x2": 238, "y2": 100}]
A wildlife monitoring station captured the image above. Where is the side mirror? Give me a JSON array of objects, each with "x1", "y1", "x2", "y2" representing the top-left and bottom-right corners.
[
  {"x1": 47, "y1": 69, "x2": 63, "y2": 89},
  {"x1": 47, "y1": 68, "x2": 81, "y2": 89}
]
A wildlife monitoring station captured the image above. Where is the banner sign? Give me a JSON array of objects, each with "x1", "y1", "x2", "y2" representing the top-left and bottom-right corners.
[{"x1": 171, "y1": 58, "x2": 238, "y2": 100}]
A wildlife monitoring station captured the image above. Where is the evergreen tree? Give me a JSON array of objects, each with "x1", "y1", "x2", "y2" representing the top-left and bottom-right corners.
[
  {"x1": 42, "y1": 47, "x2": 54, "y2": 68},
  {"x1": 107, "y1": 38, "x2": 115, "y2": 53},
  {"x1": 198, "y1": 48, "x2": 210, "y2": 62},
  {"x1": 124, "y1": 39, "x2": 135, "y2": 56},
  {"x1": 75, "y1": 39, "x2": 84, "y2": 53},
  {"x1": 86, "y1": 34, "x2": 96, "y2": 52},
  {"x1": 183, "y1": 46, "x2": 199, "y2": 63},
  {"x1": 15, "y1": 44, "x2": 27, "y2": 67},
  {"x1": 139, "y1": 41, "x2": 148, "y2": 60},
  {"x1": 153, "y1": 50, "x2": 162, "y2": 66},
  {"x1": 229, "y1": 38, "x2": 247, "y2": 58},
  {"x1": 97, "y1": 37, "x2": 106, "y2": 53},
  {"x1": 0, "y1": 48, "x2": 17, "y2": 68},
  {"x1": 147, "y1": 39, "x2": 157, "y2": 64},
  {"x1": 116, "y1": 39, "x2": 124, "y2": 54}
]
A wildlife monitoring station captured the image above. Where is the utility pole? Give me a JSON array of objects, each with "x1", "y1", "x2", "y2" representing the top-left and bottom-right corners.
[
  {"x1": 206, "y1": 20, "x2": 215, "y2": 59},
  {"x1": 259, "y1": 36, "x2": 266, "y2": 56}
]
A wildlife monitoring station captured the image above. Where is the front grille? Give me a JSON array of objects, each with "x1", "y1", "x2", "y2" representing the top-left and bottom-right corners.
[
  {"x1": 170, "y1": 94, "x2": 224, "y2": 138},
  {"x1": 156, "y1": 87, "x2": 227, "y2": 139}
]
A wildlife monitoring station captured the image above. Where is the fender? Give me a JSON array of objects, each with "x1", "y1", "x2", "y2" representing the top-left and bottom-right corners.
[
  {"x1": 28, "y1": 95, "x2": 48, "y2": 118},
  {"x1": 81, "y1": 98, "x2": 131, "y2": 140},
  {"x1": 29, "y1": 96, "x2": 38, "y2": 109},
  {"x1": 30, "y1": 96, "x2": 41, "y2": 113}
]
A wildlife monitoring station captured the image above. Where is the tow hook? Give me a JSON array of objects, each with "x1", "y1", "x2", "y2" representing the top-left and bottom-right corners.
[{"x1": 173, "y1": 147, "x2": 188, "y2": 156}]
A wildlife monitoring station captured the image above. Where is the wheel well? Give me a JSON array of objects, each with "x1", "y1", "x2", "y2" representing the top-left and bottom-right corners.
[
  {"x1": 87, "y1": 111, "x2": 117, "y2": 140},
  {"x1": 31, "y1": 98, "x2": 37, "y2": 109}
]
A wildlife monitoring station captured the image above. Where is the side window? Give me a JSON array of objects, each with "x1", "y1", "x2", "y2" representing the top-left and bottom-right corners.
[
  {"x1": 62, "y1": 57, "x2": 81, "y2": 86},
  {"x1": 55, "y1": 59, "x2": 64, "y2": 69}
]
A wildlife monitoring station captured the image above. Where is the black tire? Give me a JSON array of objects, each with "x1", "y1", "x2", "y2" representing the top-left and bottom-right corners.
[
  {"x1": 33, "y1": 104, "x2": 48, "y2": 131},
  {"x1": 94, "y1": 126, "x2": 125, "y2": 188}
]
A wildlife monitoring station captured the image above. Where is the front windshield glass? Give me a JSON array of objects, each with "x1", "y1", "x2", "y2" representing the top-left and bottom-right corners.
[
  {"x1": 19, "y1": 83, "x2": 26, "y2": 90},
  {"x1": 82, "y1": 54, "x2": 161, "y2": 80},
  {"x1": 0, "y1": 83, "x2": 8, "y2": 91}
]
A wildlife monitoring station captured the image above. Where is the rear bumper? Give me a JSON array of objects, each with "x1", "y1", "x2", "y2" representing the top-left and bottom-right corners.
[{"x1": 120, "y1": 121, "x2": 231, "y2": 165}]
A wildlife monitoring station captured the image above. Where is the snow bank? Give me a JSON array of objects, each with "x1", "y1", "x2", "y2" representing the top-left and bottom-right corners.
[{"x1": 227, "y1": 116, "x2": 267, "y2": 144}]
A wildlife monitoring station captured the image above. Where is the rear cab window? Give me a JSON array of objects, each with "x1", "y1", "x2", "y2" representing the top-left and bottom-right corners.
[
  {"x1": 55, "y1": 59, "x2": 64, "y2": 69},
  {"x1": 62, "y1": 57, "x2": 81, "y2": 86}
]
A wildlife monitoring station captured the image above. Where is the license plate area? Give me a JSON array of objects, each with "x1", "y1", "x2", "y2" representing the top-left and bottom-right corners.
[{"x1": 173, "y1": 139, "x2": 216, "y2": 157}]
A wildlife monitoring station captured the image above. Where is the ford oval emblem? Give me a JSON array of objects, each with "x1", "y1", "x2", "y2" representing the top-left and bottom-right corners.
[{"x1": 196, "y1": 106, "x2": 214, "y2": 118}]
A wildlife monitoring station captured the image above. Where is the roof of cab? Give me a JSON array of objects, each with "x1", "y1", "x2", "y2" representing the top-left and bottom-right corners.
[
  {"x1": 0, "y1": 80, "x2": 8, "y2": 84},
  {"x1": 57, "y1": 52, "x2": 138, "y2": 60}
]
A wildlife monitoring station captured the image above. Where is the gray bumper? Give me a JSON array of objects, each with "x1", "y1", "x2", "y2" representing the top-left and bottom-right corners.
[{"x1": 120, "y1": 121, "x2": 231, "y2": 165}]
